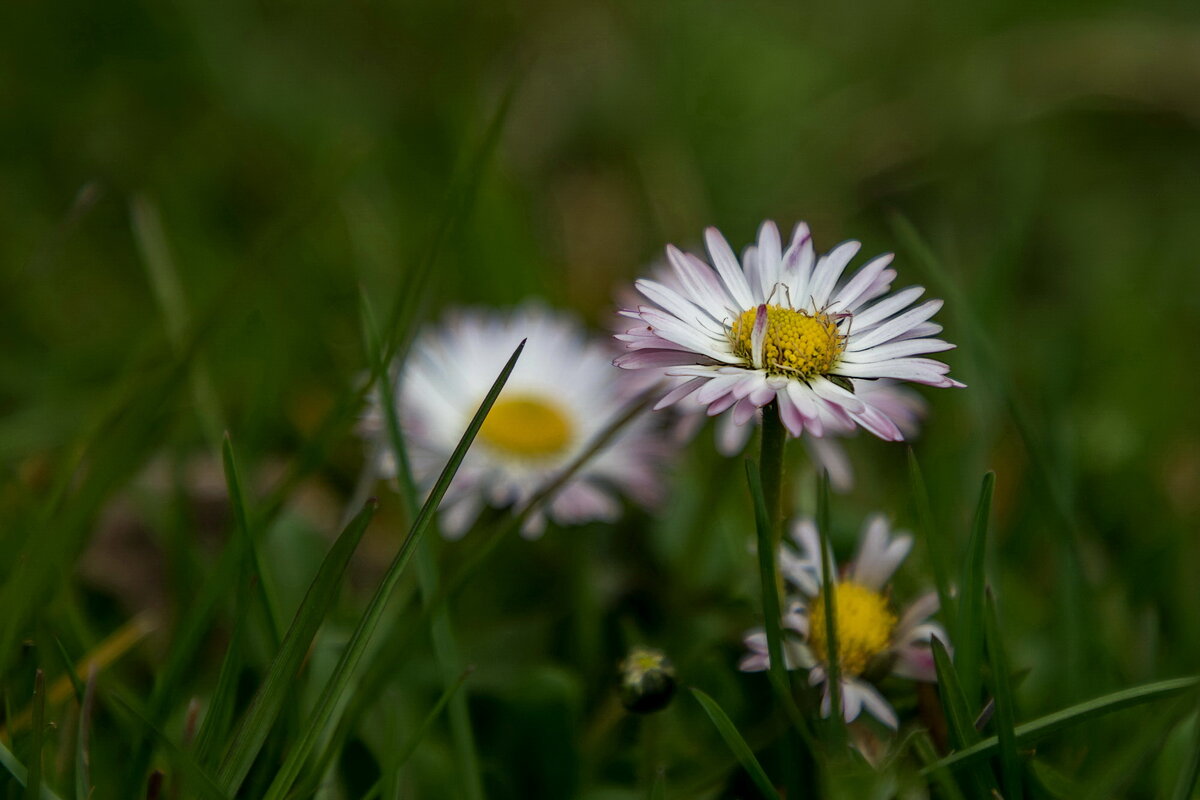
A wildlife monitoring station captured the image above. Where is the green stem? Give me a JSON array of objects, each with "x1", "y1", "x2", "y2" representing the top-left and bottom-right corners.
[{"x1": 759, "y1": 402, "x2": 786, "y2": 545}]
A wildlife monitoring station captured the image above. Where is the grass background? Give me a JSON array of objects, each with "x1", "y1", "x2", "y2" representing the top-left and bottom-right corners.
[{"x1": 3, "y1": 0, "x2": 1200, "y2": 797}]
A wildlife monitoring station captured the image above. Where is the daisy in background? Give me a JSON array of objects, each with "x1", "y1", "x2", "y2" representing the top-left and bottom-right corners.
[
  {"x1": 614, "y1": 220, "x2": 963, "y2": 443},
  {"x1": 740, "y1": 515, "x2": 945, "y2": 728},
  {"x1": 361, "y1": 305, "x2": 669, "y2": 538}
]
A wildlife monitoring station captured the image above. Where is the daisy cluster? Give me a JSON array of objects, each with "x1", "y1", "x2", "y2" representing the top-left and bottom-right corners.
[{"x1": 361, "y1": 218, "x2": 962, "y2": 733}]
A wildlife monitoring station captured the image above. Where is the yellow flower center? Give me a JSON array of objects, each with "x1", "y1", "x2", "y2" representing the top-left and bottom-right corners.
[
  {"x1": 807, "y1": 581, "x2": 897, "y2": 677},
  {"x1": 729, "y1": 305, "x2": 844, "y2": 378},
  {"x1": 478, "y1": 394, "x2": 573, "y2": 458}
]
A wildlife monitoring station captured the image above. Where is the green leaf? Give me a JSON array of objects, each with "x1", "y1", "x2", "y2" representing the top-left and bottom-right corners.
[
  {"x1": 215, "y1": 498, "x2": 379, "y2": 794},
  {"x1": 691, "y1": 688, "x2": 781, "y2": 800},
  {"x1": 984, "y1": 590, "x2": 1022, "y2": 799},
  {"x1": 956, "y1": 472, "x2": 995, "y2": 708},
  {"x1": 924, "y1": 676, "x2": 1200, "y2": 774},
  {"x1": 259, "y1": 339, "x2": 525, "y2": 800}
]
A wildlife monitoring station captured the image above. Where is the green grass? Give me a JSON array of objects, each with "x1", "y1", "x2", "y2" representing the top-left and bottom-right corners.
[{"x1": 6, "y1": 1, "x2": 1200, "y2": 797}]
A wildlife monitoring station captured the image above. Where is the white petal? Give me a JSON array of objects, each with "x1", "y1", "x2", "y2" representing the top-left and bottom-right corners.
[{"x1": 704, "y1": 227, "x2": 755, "y2": 309}]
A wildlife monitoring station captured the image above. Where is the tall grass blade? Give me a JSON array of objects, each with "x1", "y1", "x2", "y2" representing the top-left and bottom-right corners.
[
  {"x1": 193, "y1": 589, "x2": 248, "y2": 769},
  {"x1": 214, "y1": 498, "x2": 379, "y2": 793},
  {"x1": 924, "y1": 676, "x2": 1200, "y2": 774},
  {"x1": 0, "y1": 739, "x2": 65, "y2": 800},
  {"x1": 106, "y1": 693, "x2": 230, "y2": 800},
  {"x1": 221, "y1": 434, "x2": 282, "y2": 648},
  {"x1": 76, "y1": 667, "x2": 95, "y2": 800},
  {"x1": 956, "y1": 472, "x2": 995, "y2": 708},
  {"x1": 259, "y1": 340, "x2": 525, "y2": 800},
  {"x1": 931, "y1": 637, "x2": 993, "y2": 795},
  {"x1": 984, "y1": 590, "x2": 1022, "y2": 799},
  {"x1": 691, "y1": 689, "x2": 781, "y2": 800},
  {"x1": 24, "y1": 670, "x2": 45, "y2": 800}
]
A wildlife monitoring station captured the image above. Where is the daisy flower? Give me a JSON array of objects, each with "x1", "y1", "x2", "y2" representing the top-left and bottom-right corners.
[
  {"x1": 362, "y1": 306, "x2": 668, "y2": 538},
  {"x1": 614, "y1": 221, "x2": 963, "y2": 441},
  {"x1": 739, "y1": 515, "x2": 945, "y2": 728}
]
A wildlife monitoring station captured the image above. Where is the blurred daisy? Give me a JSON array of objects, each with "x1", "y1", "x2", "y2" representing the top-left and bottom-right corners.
[
  {"x1": 614, "y1": 221, "x2": 963, "y2": 441},
  {"x1": 363, "y1": 306, "x2": 667, "y2": 538},
  {"x1": 740, "y1": 515, "x2": 945, "y2": 728}
]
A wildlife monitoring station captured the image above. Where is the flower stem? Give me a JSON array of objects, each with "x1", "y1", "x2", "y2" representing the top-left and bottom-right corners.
[{"x1": 759, "y1": 401, "x2": 787, "y2": 546}]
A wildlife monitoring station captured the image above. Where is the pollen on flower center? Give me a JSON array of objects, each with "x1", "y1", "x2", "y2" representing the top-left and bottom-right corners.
[
  {"x1": 729, "y1": 304, "x2": 843, "y2": 378},
  {"x1": 478, "y1": 394, "x2": 573, "y2": 458},
  {"x1": 807, "y1": 581, "x2": 897, "y2": 676}
]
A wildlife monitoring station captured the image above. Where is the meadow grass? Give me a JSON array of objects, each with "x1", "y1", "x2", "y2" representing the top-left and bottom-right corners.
[{"x1": 4, "y1": 1, "x2": 1200, "y2": 798}]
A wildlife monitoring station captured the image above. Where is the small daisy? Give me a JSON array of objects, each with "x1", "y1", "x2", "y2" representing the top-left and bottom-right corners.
[
  {"x1": 614, "y1": 221, "x2": 963, "y2": 441},
  {"x1": 739, "y1": 515, "x2": 945, "y2": 728},
  {"x1": 362, "y1": 306, "x2": 667, "y2": 538}
]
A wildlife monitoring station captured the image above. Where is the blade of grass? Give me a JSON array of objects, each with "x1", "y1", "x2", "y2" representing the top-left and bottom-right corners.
[
  {"x1": 984, "y1": 590, "x2": 1022, "y2": 799},
  {"x1": 75, "y1": 667, "x2": 95, "y2": 800},
  {"x1": 130, "y1": 195, "x2": 225, "y2": 449},
  {"x1": 691, "y1": 688, "x2": 781, "y2": 800},
  {"x1": 931, "y1": 637, "x2": 993, "y2": 796},
  {"x1": 353, "y1": 667, "x2": 476, "y2": 800},
  {"x1": 214, "y1": 498, "x2": 379, "y2": 793},
  {"x1": 924, "y1": 676, "x2": 1200, "y2": 774},
  {"x1": 1171, "y1": 707, "x2": 1200, "y2": 800},
  {"x1": 106, "y1": 692, "x2": 230, "y2": 800},
  {"x1": 193, "y1": 586, "x2": 249, "y2": 769},
  {"x1": 259, "y1": 340, "x2": 525, "y2": 800},
  {"x1": 956, "y1": 472, "x2": 995, "y2": 709},
  {"x1": 221, "y1": 434, "x2": 283, "y2": 649},
  {"x1": 0, "y1": 739, "x2": 65, "y2": 800},
  {"x1": 24, "y1": 670, "x2": 45, "y2": 800},
  {"x1": 907, "y1": 449, "x2": 955, "y2": 633},
  {"x1": 362, "y1": 286, "x2": 485, "y2": 800},
  {"x1": 910, "y1": 729, "x2": 966, "y2": 800}
]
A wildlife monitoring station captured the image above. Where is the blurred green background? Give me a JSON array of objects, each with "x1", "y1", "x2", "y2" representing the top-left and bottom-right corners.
[{"x1": 3, "y1": 0, "x2": 1200, "y2": 797}]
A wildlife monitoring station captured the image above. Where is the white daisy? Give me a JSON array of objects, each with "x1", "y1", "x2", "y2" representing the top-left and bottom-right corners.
[
  {"x1": 739, "y1": 515, "x2": 946, "y2": 729},
  {"x1": 363, "y1": 305, "x2": 668, "y2": 538},
  {"x1": 614, "y1": 221, "x2": 963, "y2": 441}
]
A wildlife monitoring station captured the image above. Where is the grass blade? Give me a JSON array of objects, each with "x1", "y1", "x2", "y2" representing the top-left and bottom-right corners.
[
  {"x1": 924, "y1": 676, "x2": 1200, "y2": 774},
  {"x1": 24, "y1": 670, "x2": 45, "y2": 800},
  {"x1": 259, "y1": 339, "x2": 525, "y2": 800},
  {"x1": 221, "y1": 434, "x2": 283, "y2": 649},
  {"x1": 75, "y1": 667, "x2": 96, "y2": 800},
  {"x1": 193, "y1": 589, "x2": 248, "y2": 769},
  {"x1": 907, "y1": 448, "x2": 955, "y2": 633},
  {"x1": 984, "y1": 590, "x2": 1023, "y2": 799},
  {"x1": 956, "y1": 472, "x2": 995, "y2": 708},
  {"x1": 0, "y1": 739, "x2": 65, "y2": 800},
  {"x1": 353, "y1": 666, "x2": 477, "y2": 800},
  {"x1": 215, "y1": 498, "x2": 379, "y2": 793},
  {"x1": 910, "y1": 729, "x2": 966, "y2": 800},
  {"x1": 107, "y1": 693, "x2": 230, "y2": 800},
  {"x1": 691, "y1": 688, "x2": 781, "y2": 800},
  {"x1": 931, "y1": 636, "x2": 978, "y2": 750}
]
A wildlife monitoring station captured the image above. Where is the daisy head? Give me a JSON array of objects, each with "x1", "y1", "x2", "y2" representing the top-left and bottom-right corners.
[
  {"x1": 614, "y1": 221, "x2": 963, "y2": 442},
  {"x1": 363, "y1": 305, "x2": 668, "y2": 539},
  {"x1": 739, "y1": 515, "x2": 945, "y2": 729}
]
